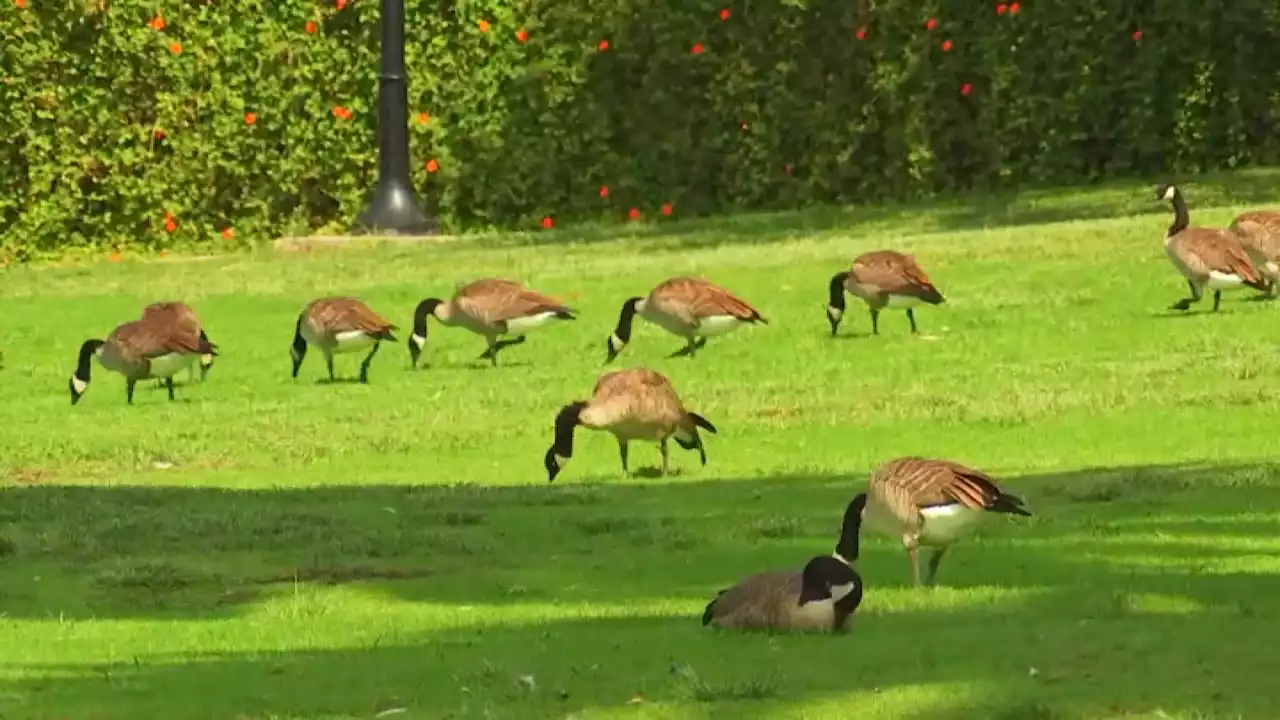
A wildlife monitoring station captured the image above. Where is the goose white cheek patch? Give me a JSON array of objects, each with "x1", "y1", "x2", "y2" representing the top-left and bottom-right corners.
[
  {"x1": 411, "y1": 334, "x2": 426, "y2": 349},
  {"x1": 71, "y1": 376, "x2": 88, "y2": 395},
  {"x1": 827, "y1": 306, "x2": 843, "y2": 321},
  {"x1": 609, "y1": 333, "x2": 625, "y2": 350},
  {"x1": 553, "y1": 454, "x2": 571, "y2": 468}
]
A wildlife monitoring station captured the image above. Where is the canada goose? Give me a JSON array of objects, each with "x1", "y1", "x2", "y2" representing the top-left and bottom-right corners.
[
  {"x1": 69, "y1": 309, "x2": 219, "y2": 405},
  {"x1": 1157, "y1": 184, "x2": 1267, "y2": 312},
  {"x1": 543, "y1": 367, "x2": 717, "y2": 482},
  {"x1": 290, "y1": 297, "x2": 397, "y2": 383},
  {"x1": 860, "y1": 456, "x2": 1030, "y2": 587},
  {"x1": 1228, "y1": 209, "x2": 1280, "y2": 298},
  {"x1": 408, "y1": 278, "x2": 577, "y2": 368},
  {"x1": 142, "y1": 302, "x2": 216, "y2": 382},
  {"x1": 826, "y1": 250, "x2": 945, "y2": 337},
  {"x1": 702, "y1": 495, "x2": 866, "y2": 633},
  {"x1": 605, "y1": 277, "x2": 767, "y2": 363}
]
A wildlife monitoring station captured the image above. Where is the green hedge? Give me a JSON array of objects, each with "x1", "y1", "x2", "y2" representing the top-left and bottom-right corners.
[{"x1": 4, "y1": 0, "x2": 1280, "y2": 257}]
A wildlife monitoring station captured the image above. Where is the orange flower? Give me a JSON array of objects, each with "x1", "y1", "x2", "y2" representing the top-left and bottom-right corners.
[
  {"x1": 925, "y1": 18, "x2": 937, "y2": 30},
  {"x1": 960, "y1": 82, "x2": 972, "y2": 96},
  {"x1": 168, "y1": 42, "x2": 182, "y2": 54},
  {"x1": 108, "y1": 251, "x2": 123, "y2": 263},
  {"x1": 244, "y1": 112, "x2": 257, "y2": 125},
  {"x1": 164, "y1": 218, "x2": 177, "y2": 233},
  {"x1": 690, "y1": 42, "x2": 705, "y2": 55},
  {"x1": 425, "y1": 159, "x2": 439, "y2": 173},
  {"x1": 599, "y1": 185, "x2": 609, "y2": 198},
  {"x1": 15, "y1": 0, "x2": 26, "y2": 7},
  {"x1": 147, "y1": 12, "x2": 164, "y2": 29},
  {"x1": 627, "y1": 208, "x2": 640, "y2": 221},
  {"x1": 598, "y1": 39, "x2": 609, "y2": 51},
  {"x1": 515, "y1": 29, "x2": 528, "y2": 43},
  {"x1": 332, "y1": 106, "x2": 351, "y2": 120},
  {"x1": 153, "y1": 129, "x2": 166, "y2": 139},
  {"x1": 540, "y1": 216, "x2": 554, "y2": 229},
  {"x1": 941, "y1": 40, "x2": 953, "y2": 51},
  {"x1": 336, "y1": 0, "x2": 347, "y2": 8},
  {"x1": 305, "y1": 20, "x2": 317, "y2": 33},
  {"x1": 1009, "y1": 2, "x2": 1020, "y2": 13},
  {"x1": 855, "y1": 27, "x2": 866, "y2": 40},
  {"x1": 416, "y1": 111, "x2": 430, "y2": 125},
  {"x1": 1131, "y1": 30, "x2": 1142, "y2": 41},
  {"x1": 996, "y1": 3, "x2": 1007, "y2": 14},
  {"x1": 478, "y1": 19, "x2": 490, "y2": 32},
  {"x1": 719, "y1": 8, "x2": 730, "y2": 20},
  {"x1": 221, "y1": 228, "x2": 234, "y2": 240},
  {"x1": 159, "y1": 249, "x2": 169, "y2": 257},
  {"x1": 660, "y1": 203, "x2": 673, "y2": 216}
]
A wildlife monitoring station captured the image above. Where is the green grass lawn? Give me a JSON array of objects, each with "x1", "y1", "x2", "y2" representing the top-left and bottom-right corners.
[{"x1": 4, "y1": 170, "x2": 1280, "y2": 720}]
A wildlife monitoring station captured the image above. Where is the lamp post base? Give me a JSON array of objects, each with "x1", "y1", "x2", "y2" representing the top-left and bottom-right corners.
[{"x1": 354, "y1": 180, "x2": 437, "y2": 236}]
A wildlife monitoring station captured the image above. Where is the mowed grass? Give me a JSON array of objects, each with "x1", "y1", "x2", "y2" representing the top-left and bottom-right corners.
[{"x1": 4, "y1": 170, "x2": 1280, "y2": 719}]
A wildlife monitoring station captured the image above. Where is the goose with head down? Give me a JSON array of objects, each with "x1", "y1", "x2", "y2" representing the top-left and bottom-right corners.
[
  {"x1": 290, "y1": 297, "x2": 397, "y2": 383},
  {"x1": 826, "y1": 250, "x2": 945, "y2": 337},
  {"x1": 409, "y1": 278, "x2": 576, "y2": 368},
  {"x1": 69, "y1": 308, "x2": 219, "y2": 405},
  {"x1": 605, "y1": 277, "x2": 767, "y2": 363}
]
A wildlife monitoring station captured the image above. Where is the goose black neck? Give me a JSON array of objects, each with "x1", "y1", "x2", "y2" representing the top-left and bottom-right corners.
[
  {"x1": 291, "y1": 315, "x2": 307, "y2": 354},
  {"x1": 613, "y1": 298, "x2": 641, "y2": 343},
  {"x1": 834, "y1": 492, "x2": 866, "y2": 563},
  {"x1": 552, "y1": 402, "x2": 586, "y2": 457},
  {"x1": 827, "y1": 272, "x2": 849, "y2": 311},
  {"x1": 412, "y1": 298, "x2": 442, "y2": 337},
  {"x1": 1169, "y1": 191, "x2": 1189, "y2": 236},
  {"x1": 75, "y1": 339, "x2": 104, "y2": 381}
]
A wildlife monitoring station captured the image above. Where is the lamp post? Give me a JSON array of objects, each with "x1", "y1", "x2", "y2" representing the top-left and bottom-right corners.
[{"x1": 354, "y1": 0, "x2": 437, "y2": 235}]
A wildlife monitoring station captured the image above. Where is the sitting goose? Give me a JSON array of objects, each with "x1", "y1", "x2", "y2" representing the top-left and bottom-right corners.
[
  {"x1": 701, "y1": 495, "x2": 866, "y2": 633},
  {"x1": 860, "y1": 456, "x2": 1031, "y2": 587}
]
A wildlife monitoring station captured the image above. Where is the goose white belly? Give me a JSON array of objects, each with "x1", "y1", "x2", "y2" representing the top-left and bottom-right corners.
[
  {"x1": 884, "y1": 294, "x2": 925, "y2": 309},
  {"x1": 147, "y1": 352, "x2": 198, "y2": 378},
  {"x1": 917, "y1": 504, "x2": 987, "y2": 546},
  {"x1": 1266, "y1": 262, "x2": 1279, "y2": 276},
  {"x1": 1206, "y1": 271, "x2": 1249, "y2": 291},
  {"x1": 503, "y1": 311, "x2": 565, "y2": 336},
  {"x1": 694, "y1": 314, "x2": 745, "y2": 337},
  {"x1": 330, "y1": 330, "x2": 378, "y2": 353}
]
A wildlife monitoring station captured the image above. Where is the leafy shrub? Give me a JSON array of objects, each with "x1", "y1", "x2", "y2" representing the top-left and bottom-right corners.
[{"x1": 3, "y1": 0, "x2": 1279, "y2": 258}]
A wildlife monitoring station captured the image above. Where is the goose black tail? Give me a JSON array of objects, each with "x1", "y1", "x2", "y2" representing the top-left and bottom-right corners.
[
  {"x1": 990, "y1": 492, "x2": 1032, "y2": 517},
  {"x1": 688, "y1": 412, "x2": 717, "y2": 434},
  {"x1": 701, "y1": 590, "x2": 726, "y2": 626}
]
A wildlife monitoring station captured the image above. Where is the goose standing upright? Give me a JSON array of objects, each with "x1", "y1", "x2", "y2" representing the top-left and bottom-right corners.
[
  {"x1": 1157, "y1": 184, "x2": 1267, "y2": 312},
  {"x1": 290, "y1": 297, "x2": 397, "y2": 383},
  {"x1": 543, "y1": 367, "x2": 717, "y2": 482},
  {"x1": 860, "y1": 456, "x2": 1031, "y2": 586},
  {"x1": 409, "y1": 278, "x2": 576, "y2": 368},
  {"x1": 702, "y1": 495, "x2": 866, "y2": 633},
  {"x1": 605, "y1": 277, "x2": 767, "y2": 363}
]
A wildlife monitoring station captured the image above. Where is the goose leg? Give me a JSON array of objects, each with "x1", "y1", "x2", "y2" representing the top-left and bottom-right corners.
[
  {"x1": 907, "y1": 308, "x2": 919, "y2": 334},
  {"x1": 1212, "y1": 290, "x2": 1223, "y2": 313},
  {"x1": 617, "y1": 440, "x2": 630, "y2": 477},
  {"x1": 324, "y1": 351, "x2": 336, "y2": 382},
  {"x1": 870, "y1": 309, "x2": 881, "y2": 335},
  {"x1": 660, "y1": 438, "x2": 670, "y2": 476},
  {"x1": 925, "y1": 547, "x2": 949, "y2": 586},
  {"x1": 667, "y1": 337, "x2": 706, "y2": 359},
  {"x1": 359, "y1": 341, "x2": 381, "y2": 383},
  {"x1": 165, "y1": 377, "x2": 176, "y2": 401},
  {"x1": 478, "y1": 336, "x2": 526, "y2": 366},
  {"x1": 904, "y1": 535, "x2": 922, "y2": 586},
  {"x1": 1170, "y1": 280, "x2": 1202, "y2": 311},
  {"x1": 126, "y1": 379, "x2": 137, "y2": 405}
]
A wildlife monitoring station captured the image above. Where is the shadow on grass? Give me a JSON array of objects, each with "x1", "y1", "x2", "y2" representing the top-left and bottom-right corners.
[
  {"x1": 0, "y1": 461, "x2": 1277, "y2": 716},
  {"x1": 471, "y1": 168, "x2": 1280, "y2": 254}
]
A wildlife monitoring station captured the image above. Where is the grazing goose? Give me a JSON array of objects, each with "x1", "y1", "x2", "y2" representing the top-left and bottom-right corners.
[
  {"x1": 1228, "y1": 209, "x2": 1280, "y2": 298},
  {"x1": 69, "y1": 309, "x2": 219, "y2": 405},
  {"x1": 826, "y1": 250, "x2": 945, "y2": 337},
  {"x1": 1157, "y1": 184, "x2": 1267, "y2": 312},
  {"x1": 290, "y1": 297, "x2": 397, "y2": 383},
  {"x1": 860, "y1": 456, "x2": 1030, "y2": 587},
  {"x1": 543, "y1": 367, "x2": 717, "y2": 482},
  {"x1": 605, "y1": 277, "x2": 767, "y2": 363},
  {"x1": 702, "y1": 495, "x2": 866, "y2": 633},
  {"x1": 143, "y1": 301, "x2": 216, "y2": 382},
  {"x1": 409, "y1": 278, "x2": 577, "y2": 368}
]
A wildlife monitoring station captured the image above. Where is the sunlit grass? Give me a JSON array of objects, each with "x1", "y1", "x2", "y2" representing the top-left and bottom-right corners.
[{"x1": 3, "y1": 170, "x2": 1280, "y2": 718}]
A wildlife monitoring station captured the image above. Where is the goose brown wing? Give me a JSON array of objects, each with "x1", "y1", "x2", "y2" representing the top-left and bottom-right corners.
[
  {"x1": 872, "y1": 457, "x2": 1002, "y2": 510},
  {"x1": 110, "y1": 319, "x2": 201, "y2": 358},
  {"x1": 703, "y1": 570, "x2": 800, "y2": 628},
  {"x1": 313, "y1": 297, "x2": 397, "y2": 334},
  {"x1": 851, "y1": 251, "x2": 939, "y2": 299},
  {"x1": 456, "y1": 279, "x2": 573, "y2": 324},
  {"x1": 1178, "y1": 230, "x2": 1263, "y2": 283},
  {"x1": 654, "y1": 277, "x2": 763, "y2": 322}
]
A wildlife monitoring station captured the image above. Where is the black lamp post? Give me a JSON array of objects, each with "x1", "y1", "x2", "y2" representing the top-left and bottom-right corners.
[{"x1": 355, "y1": 0, "x2": 437, "y2": 235}]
